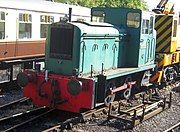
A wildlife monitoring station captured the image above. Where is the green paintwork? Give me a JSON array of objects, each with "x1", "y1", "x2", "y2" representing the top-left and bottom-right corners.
[
  {"x1": 91, "y1": 8, "x2": 156, "y2": 68},
  {"x1": 45, "y1": 7, "x2": 156, "y2": 80},
  {"x1": 139, "y1": 11, "x2": 156, "y2": 66},
  {"x1": 45, "y1": 22, "x2": 120, "y2": 76}
]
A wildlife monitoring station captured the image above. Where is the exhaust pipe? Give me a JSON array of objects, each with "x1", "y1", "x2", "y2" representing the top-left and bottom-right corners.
[{"x1": 69, "y1": 8, "x2": 72, "y2": 22}]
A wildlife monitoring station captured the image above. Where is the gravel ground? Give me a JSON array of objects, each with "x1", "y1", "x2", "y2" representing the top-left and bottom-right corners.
[
  {"x1": 0, "y1": 88, "x2": 23, "y2": 106},
  {"x1": 133, "y1": 90, "x2": 179, "y2": 132},
  {"x1": 20, "y1": 110, "x2": 77, "y2": 131},
  {"x1": 0, "y1": 100, "x2": 34, "y2": 119},
  {"x1": 70, "y1": 86, "x2": 180, "y2": 132},
  {"x1": 0, "y1": 86, "x2": 35, "y2": 120},
  {"x1": 0, "y1": 66, "x2": 23, "y2": 105}
]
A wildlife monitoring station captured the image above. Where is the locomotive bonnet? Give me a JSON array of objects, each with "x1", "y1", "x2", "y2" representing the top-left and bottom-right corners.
[{"x1": 46, "y1": 21, "x2": 120, "y2": 76}]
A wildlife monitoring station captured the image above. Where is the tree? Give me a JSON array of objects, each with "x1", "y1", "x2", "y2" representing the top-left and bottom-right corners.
[{"x1": 54, "y1": 0, "x2": 147, "y2": 10}]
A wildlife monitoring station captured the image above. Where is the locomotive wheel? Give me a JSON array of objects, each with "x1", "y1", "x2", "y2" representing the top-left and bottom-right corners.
[
  {"x1": 104, "y1": 81, "x2": 116, "y2": 106},
  {"x1": 123, "y1": 88, "x2": 132, "y2": 99},
  {"x1": 104, "y1": 94, "x2": 115, "y2": 106},
  {"x1": 164, "y1": 66, "x2": 177, "y2": 83},
  {"x1": 123, "y1": 76, "x2": 132, "y2": 99}
]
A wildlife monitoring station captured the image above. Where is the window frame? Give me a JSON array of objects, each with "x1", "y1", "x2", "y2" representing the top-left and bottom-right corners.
[
  {"x1": 172, "y1": 20, "x2": 177, "y2": 37},
  {"x1": 149, "y1": 16, "x2": 154, "y2": 35},
  {"x1": 18, "y1": 13, "x2": 32, "y2": 39},
  {"x1": 40, "y1": 15, "x2": 54, "y2": 38},
  {"x1": 127, "y1": 12, "x2": 140, "y2": 28},
  {"x1": 91, "y1": 11, "x2": 105, "y2": 23},
  {"x1": 0, "y1": 11, "x2": 5, "y2": 40},
  {"x1": 142, "y1": 19, "x2": 150, "y2": 34}
]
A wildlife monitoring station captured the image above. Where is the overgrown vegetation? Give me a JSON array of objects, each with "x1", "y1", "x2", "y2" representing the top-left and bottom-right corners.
[{"x1": 54, "y1": 0, "x2": 147, "y2": 10}]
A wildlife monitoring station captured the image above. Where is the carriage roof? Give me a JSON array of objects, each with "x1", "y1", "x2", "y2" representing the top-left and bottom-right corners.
[{"x1": 0, "y1": 0, "x2": 90, "y2": 16}]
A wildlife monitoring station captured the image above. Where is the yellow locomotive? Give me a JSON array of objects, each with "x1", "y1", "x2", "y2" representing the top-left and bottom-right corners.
[{"x1": 151, "y1": 0, "x2": 180, "y2": 84}]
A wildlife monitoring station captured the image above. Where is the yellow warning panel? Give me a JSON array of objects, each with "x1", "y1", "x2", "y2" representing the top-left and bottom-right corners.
[
  {"x1": 177, "y1": 25, "x2": 180, "y2": 50},
  {"x1": 156, "y1": 51, "x2": 180, "y2": 67},
  {"x1": 155, "y1": 14, "x2": 178, "y2": 53}
]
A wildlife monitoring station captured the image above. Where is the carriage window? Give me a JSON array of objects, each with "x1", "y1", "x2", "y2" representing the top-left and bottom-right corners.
[
  {"x1": 19, "y1": 13, "x2": 32, "y2": 39},
  {"x1": 127, "y1": 13, "x2": 140, "y2": 28},
  {"x1": 173, "y1": 20, "x2": 177, "y2": 37},
  {"x1": 92, "y1": 11, "x2": 105, "y2": 22},
  {"x1": 40, "y1": 15, "x2": 54, "y2": 38},
  {"x1": 142, "y1": 19, "x2": 149, "y2": 34},
  {"x1": 0, "y1": 11, "x2": 5, "y2": 40}
]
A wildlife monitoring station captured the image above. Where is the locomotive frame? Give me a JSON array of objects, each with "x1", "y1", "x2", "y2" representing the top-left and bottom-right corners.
[{"x1": 17, "y1": 7, "x2": 161, "y2": 113}]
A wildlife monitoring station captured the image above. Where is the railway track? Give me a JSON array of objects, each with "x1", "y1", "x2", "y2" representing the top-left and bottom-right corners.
[
  {"x1": 0, "y1": 97, "x2": 54, "y2": 131},
  {"x1": 0, "y1": 106, "x2": 54, "y2": 131},
  {"x1": 164, "y1": 122, "x2": 180, "y2": 132},
  {"x1": 42, "y1": 91, "x2": 173, "y2": 132},
  {"x1": 0, "y1": 97, "x2": 31, "y2": 119},
  {"x1": 42, "y1": 102, "x2": 120, "y2": 132},
  {"x1": 0, "y1": 97, "x2": 29, "y2": 109},
  {"x1": 107, "y1": 93, "x2": 172, "y2": 128},
  {"x1": 0, "y1": 81, "x2": 178, "y2": 131}
]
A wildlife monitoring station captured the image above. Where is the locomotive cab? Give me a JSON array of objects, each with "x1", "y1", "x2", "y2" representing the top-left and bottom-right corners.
[{"x1": 91, "y1": 8, "x2": 156, "y2": 68}]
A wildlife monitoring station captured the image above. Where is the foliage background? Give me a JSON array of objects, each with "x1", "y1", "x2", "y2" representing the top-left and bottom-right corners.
[{"x1": 54, "y1": 0, "x2": 148, "y2": 10}]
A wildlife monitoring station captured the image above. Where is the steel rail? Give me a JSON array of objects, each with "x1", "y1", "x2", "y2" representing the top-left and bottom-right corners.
[
  {"x1": 0, "y1": 106, "x2": 53, "y2": 131},
  {"x1": 0, "y1": 106, "x2": 47, "y2": 123},
  {"x1": 164, "y1": 122, "x2": 180, "y2": 132},
  {"x1": 0, "y1": 97, "x2": 29, "y2": 109},
  {"x1": 3, "y1": 108, "x2": 54, "y2": 132}
]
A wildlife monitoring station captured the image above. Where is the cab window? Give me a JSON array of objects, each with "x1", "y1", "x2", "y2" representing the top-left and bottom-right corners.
[
  {"x1": 173, "y1": 20, "x2": 177, "y2": 37},
  {"x1": 0, "y1": 11, "x2": 5, "y2": 40},
  {"x1": 142, "y1": 19, "x2": 149, "y2": 34},
  {"x1": 127, "y1": 13, "x2": 140, "y2": 28},
  {"x1": 19, "y1": 13, "x2": 32, "y2": 39},
  {"x1": 92, "y1": 11, "x2": 105, "y2": 22},
  {"x1": 149, "y1": 16, "x2": 154, "y2": 34},
  {"x1": 40, "y1": 15, "x2": 54, "y2": 38}
]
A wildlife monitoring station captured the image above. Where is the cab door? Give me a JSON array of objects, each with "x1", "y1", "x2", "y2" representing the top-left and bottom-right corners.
[
  {"x1": 147, "y1": 15, "x2": 156, "y2": 63},
  {"x1": 139, "y1": 12, "x2": 156, "y2": 66}
]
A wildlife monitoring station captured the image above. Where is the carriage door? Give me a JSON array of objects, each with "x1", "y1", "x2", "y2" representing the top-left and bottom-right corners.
[{"x1": 139, "y1": 12, "x2": 155, "y2": 66}]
